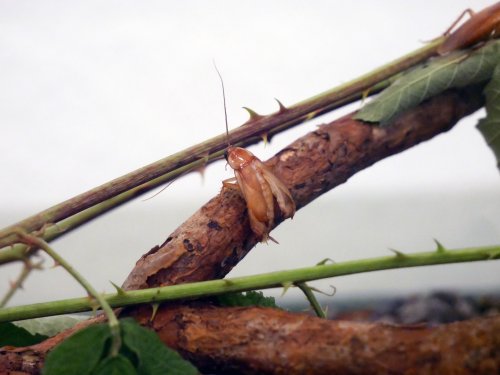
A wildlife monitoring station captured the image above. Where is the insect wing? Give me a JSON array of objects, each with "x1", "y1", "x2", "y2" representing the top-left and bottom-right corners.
[
  {"x1": 260, "y1": 164, "x2": 296, "y2": 219},
  {"x1": 234, "y1": 166, "x2": 271, "y2": 223}
]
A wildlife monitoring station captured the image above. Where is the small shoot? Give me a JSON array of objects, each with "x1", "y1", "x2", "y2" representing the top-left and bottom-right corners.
[
  {"x1": 12, "y1": 228, "x2": 122, "y2": 357},
  {"x1": 296, "y1": 282, "x2": 327, "y2": 319},
  {"x1": 1, "y1": 258, "x2": 43, "y2": 307}
]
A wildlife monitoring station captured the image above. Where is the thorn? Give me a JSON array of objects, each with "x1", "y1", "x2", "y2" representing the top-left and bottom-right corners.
[
  {"x1": 274, "y1": 98, "x2": 287, "y2": 113},
  {"x1": 434, "y1": 239, "x2": 446, "y2": 253},
  {"x1": 261, "y1": 132, "x2": 269, "y2": 146},
  {"x1": 87, "y1": 295, "x2": 100, "y2": 316},
  {"x1": 242, "y1": 107, "x2": 264, "y2": 123},
  {"x1": 309, "y1": 285, "x2": 337, "y2": 297},
  {"x1": 280, "y1": 281, "x2": 293, "y2": 296},
  {"x1": 110, "y1": 281, "x2": 126, "y2": 296},
  {"x1": 316, "y1": 258, "x2": 335, "y2": 266},
  {"x1": 194, "y1": 165, "x2": 207, "y2": 184},
  {"x1": 32, "y1": 260, "x2": 44, "y2": 270},
  {"x1": 361, "y1": 88, "x2": 371, "y2": 105},
  {"x1": 323, "y1": 305, "x2": 329, "y2": 317},
  {"x1": 389, "y1": 248, "x2": 406, "y2": 257},
  {"x1": 263, "y1": 234, "x2": 279, "y2": 244},
  {"x1": 150, "y1": 303, "x2": 160, "y2": 322},
  {"x1": 51, "y1": 260, "x2": 61, "y2": 268}
]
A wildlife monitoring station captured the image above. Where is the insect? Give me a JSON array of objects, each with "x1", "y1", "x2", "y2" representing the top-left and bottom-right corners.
[
  {"x1": 438, "y1": 2, "x2": 500, "y2": 55},
  {"x1": 214, "y1": 66, "x2": 295, "y2": 243}
]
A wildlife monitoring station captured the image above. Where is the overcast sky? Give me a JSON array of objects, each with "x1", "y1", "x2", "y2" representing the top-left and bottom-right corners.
[{"x1": 1, "y1": 1, "x2": 499, "y2": 305}]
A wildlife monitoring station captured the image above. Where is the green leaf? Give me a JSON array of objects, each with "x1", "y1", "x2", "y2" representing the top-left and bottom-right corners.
[
  {"x1": 477, "y1": 62, "x2": 500, "y2": 168},
  {"x1": 217, "y1": 291, "x2": 277, "y2": 308},
  {"x1": 92, "y1": 355, "x2": 136, "y2": 375},
  {"x1": 121, "y1": 318, "x2": 198, "y2": 375},
  {"x1": 43, "y1": 324, "x2": 111, "y2": 375},
  {"x1": 14, "y1": 316, "x2": 84, "y2": 337},
  {"x1": 0, "y1": 322, "x2": 47, "y2": 347},
  {"x1": 355, "y1": 40, "x2": 500, "y2": 125}
]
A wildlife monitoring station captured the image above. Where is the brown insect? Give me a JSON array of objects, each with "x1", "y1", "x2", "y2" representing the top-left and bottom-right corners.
[
  {"x1": 438, "y1": 2, "x2": 500, "y2": 55},
  {"x1": 215, "y1": 66, "x2": 295, "y2": 243}
]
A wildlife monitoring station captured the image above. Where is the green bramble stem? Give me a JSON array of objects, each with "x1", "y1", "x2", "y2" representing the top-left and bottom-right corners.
[
  {"x1": 10, "y1": 231, "x2": 122, "y2": 356},
  {"x1": 0, "y1": 243, "x2": 497, "y2": 323},
  {"x1": 0, "y1": 155, "x2": 222, "y2": 266}
]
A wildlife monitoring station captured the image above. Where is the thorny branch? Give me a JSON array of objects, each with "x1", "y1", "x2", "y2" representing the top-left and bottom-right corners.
[
  {"x1": 0, "y1": 85, "x2": 489, "y2": 374},
  {"x1": 121, "y1": 85, "x2": 484, "y2": 291},
  {"x1": 0, "y1": 38, "x2": 443, "y2": 250}
]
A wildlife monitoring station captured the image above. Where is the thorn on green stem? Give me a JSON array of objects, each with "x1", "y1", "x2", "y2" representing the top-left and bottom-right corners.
[
  {"x1": 150, "y1": 303, "x2": 160, "y2": 322},
  {"x1": 389, "y1": 248, "x2": 406, "y2": 257},
  {"x1": 308, "y1": 284, "x2": 337, "y2": 297},
  {"x1": 316, "y1": 258, "x2": 335, "y2": 266},
  {"x1": 280, "y1": 281, "x2": 293, "y2": 296},
  {"x1": 434, "y1": 239, "x2": 446, "y2": 253},
  {"x1": 110, "y1": 281, "x2": 126, "y2": 296}
]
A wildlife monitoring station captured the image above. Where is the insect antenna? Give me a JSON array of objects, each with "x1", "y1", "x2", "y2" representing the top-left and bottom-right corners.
[{"x1": 213, "y1": 62, "x2": 231, "y2": 156}]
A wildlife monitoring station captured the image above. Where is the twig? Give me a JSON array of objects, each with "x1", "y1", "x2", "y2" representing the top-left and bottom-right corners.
[
  {"x1": 11, "y1": 230, "x2": 122, "y2": 357},
  {"x1": 0, "y1": 258, "x2": 43, "y2": 307}
]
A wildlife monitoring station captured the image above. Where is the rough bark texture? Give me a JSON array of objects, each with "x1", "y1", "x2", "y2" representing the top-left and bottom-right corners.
[
  {"x1": 128, "y1": 304, "x2": 500, "y2": 375},
  {"x1": 121, "y1": 86, "x2": 484, "y2": 291},
  {"x1": 0, "y1": 86, "x2": 491, "y2": 374}
]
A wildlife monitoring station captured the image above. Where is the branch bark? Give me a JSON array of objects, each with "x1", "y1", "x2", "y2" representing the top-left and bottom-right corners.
[
  {"x1": 0, "y1": 85, "x2": 488, "y2": 373},
  {"x1": 128, "y1": 304, "x2": 500, "y2": 375},
  {"x1": 121, "y1": 85, "x2": 484, "y2": 291}
]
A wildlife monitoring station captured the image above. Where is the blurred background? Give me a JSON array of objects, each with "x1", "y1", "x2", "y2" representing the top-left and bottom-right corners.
[{"x1": 1, "y1": 0, "x2": 499, "y2": 308}]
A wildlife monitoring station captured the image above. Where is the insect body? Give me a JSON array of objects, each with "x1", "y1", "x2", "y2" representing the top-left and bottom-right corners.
[
  {"x1": 214, "y1": 64, "x2": 295, "y2": 242},
  {"x1": 438, "y1": 2, "x2": 500, "y2": 55},
  {"x1": 224, "y1": 146, "x2": 295, "y2": 243}
]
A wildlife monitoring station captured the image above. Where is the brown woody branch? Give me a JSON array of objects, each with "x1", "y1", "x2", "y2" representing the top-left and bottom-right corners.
[
  {"x1": 0, "y1": 85, "x2": 487, "y2": 373},
  {"x1": 129, "y1": 304, "x2": 500, "y2": 375},
  {"x1": 121, "y1": 85, "x2": 484, "y2": 291}
]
